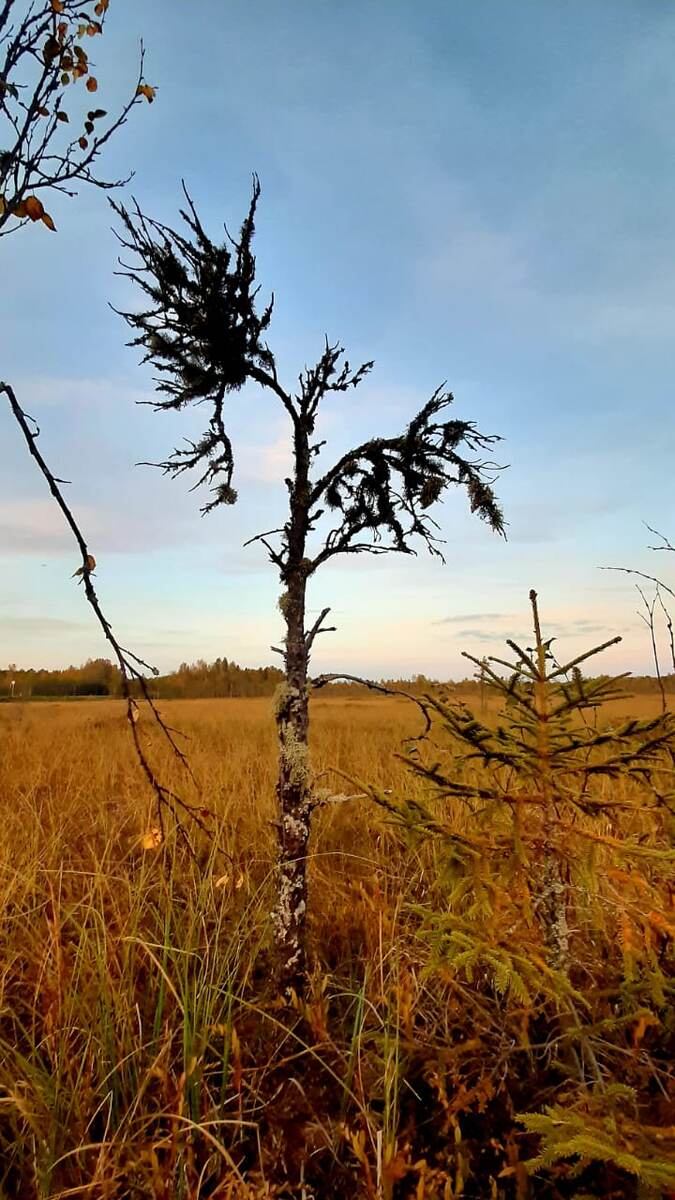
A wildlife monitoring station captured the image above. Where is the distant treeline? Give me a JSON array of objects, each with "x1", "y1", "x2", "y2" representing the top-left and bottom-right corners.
[
  {"x1": 1, "y1": 657, "x2": 674, "y2": 700},
  {"x1": 0, "y1": 657, "x2": 284, "y2": 699}
]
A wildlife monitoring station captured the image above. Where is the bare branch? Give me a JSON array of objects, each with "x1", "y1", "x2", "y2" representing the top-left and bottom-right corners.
[
  {"x1": 645, "y1": 523, "x2": 675, "y2": 553},
  {"x1": 0, "y1": 2, "x2": 154, "y2": 237},
  {"x1": 310, "y1": 671, "x2": 433, "y2": 741},
  {"x1": 599, "y1": 564, "x2": 675, "y2": 602},
  {"x1": 1, "y1": 378, "x2": 210, "y2": 846},
  {"x1": 304, "y1": 606, "x2": 336, "y2": 651}
]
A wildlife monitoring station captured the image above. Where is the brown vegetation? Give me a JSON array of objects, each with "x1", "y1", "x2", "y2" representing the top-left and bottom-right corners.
[{"x1": 0, "y1": 687, "x2": 672, "y2": 1198}]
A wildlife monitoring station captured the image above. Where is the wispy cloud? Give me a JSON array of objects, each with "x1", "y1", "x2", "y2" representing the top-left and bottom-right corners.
[
  {"x1": 433, "y1": 612, "x2": 511, "y2": 625},
  {"x1": 1, "y1": 616, "x2": 89, "y2": 634},
  {"x1": 0, "y1": 491, "x2": 196, "y2": 557},
  {"x1": 0, "y1": 500, "x2": 74, "y2": 555},
  {"x1": 454, "y1": 629, "x2": 511, "y2": 645}
]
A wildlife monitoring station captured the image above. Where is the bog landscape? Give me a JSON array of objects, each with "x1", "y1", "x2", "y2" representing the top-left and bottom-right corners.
[{"x1": 1, "y1": 2, "x2": 674, "y2": 1198}]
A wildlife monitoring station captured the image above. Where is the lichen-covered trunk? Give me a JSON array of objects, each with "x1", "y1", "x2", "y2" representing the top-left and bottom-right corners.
[
  {"x1": 272, "y1": 576, "x2": 311, "y2": 994},
  {"x1": 271, "y1": 419, "x2": 313, "y2": 996}
]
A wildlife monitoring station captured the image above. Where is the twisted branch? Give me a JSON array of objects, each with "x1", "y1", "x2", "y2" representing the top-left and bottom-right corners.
[{"x1": 1, "y1": 379, "x2": 211, "y2": 847}]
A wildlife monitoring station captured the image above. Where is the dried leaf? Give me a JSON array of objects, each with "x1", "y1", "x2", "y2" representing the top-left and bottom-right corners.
[
  {"x1": 24, "y1": 196, "x2": 45, "y2": 222},
  {"x1": 71, "y1": 554, "x2": 96, "y2": 578},
  {"x1": 86, "y1": 76, "x2": 98, "y2": 93},
  {"x1": 43, "y1": 35, "x2": 61, "y2": 64},
  {"x1": 136, "y1": 83, "x2": 156, "y2": 103},
  {"x1": 41, "y1": 212, "x2": 57, "y2": 232}
]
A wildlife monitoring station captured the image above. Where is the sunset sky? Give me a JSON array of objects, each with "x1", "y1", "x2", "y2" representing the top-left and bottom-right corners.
[{"x1": 2, "y1": 0, "x2": 674, "y2": 679}]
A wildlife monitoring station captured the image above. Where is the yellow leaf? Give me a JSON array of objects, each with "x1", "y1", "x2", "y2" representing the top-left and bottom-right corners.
[
  {"x1": 51, "y1": 0, "x2": 65, "y2": 11},
  {"x1": 136, "y1": 83, "x2": 156, "y2": 104},
  {"x1": 141, "y1": 827, "x2": 162, "y2": 851},
  {"x1": 86, "y1": 76, "x2": 98, "y2": 93},
  {"x1": 0, "y1": 197, "x2": 5, "y2": 216},
  {"x1": 41, "y1": 212, "x2": 56, "y2": 232},
  {"x1": 24, "y1": 196, "x2": 44, "y2": 222}
]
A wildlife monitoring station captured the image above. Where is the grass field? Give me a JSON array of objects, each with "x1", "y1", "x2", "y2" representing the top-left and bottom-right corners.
[{"x1": 0, "y1": 693, "x2": 672, "y2": 1199}]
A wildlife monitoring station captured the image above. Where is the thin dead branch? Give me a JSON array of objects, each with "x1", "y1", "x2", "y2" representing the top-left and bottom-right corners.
[{"x1": 1, "y1": 379, "x2": 210, "y2": 848}]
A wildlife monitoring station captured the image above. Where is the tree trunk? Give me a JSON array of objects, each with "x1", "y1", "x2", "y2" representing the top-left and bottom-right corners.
[
  {"x1": 271, "y1": 422, "x2": 313, "y2": 996},
  {"x1": 272, "y1": 575, "x2": 311, "y2": 994},
  {"x1": 530, "y1": 591, "x2": 570, "y2": 976}
]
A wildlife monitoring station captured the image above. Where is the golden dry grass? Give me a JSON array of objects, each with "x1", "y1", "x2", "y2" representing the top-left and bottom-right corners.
[
  {"x1": 0, "y1": 696, "x2": 434, "y2": 1198},
  {"x1": 0, "y1": 692, "x2": 671, "y2": 1199}
]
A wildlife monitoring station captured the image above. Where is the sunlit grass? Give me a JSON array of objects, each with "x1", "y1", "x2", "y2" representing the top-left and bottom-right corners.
[{"x1": 0, "y1": 693, "x2": 671, "y2": 1198}]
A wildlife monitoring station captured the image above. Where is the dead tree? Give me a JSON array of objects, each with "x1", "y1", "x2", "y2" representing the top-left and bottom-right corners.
[
  {"x1": 602, "y1": 523, "x2": 675, "y2": 713},
  {"x1": 113, "y1": 178, "x2": 506, "y2": 994}
]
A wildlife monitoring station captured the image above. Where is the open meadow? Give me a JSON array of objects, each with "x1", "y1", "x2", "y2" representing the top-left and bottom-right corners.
[{"x1": 0, "y1": 692, "x2": 672, "y2": 1199}]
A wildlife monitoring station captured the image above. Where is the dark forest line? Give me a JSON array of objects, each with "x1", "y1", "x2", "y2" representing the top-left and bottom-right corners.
[{"x1": 2, "y1": 656, "x2": 674, "y2": 700}]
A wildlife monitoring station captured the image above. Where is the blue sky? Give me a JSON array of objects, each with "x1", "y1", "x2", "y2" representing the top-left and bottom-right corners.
[{"x1": 2, "y1": 0, "x2": 675, "y2": 678}]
